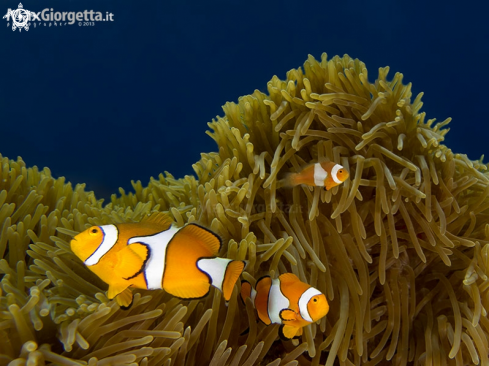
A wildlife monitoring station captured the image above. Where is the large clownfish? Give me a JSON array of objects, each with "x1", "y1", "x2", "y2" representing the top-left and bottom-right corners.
[
  {"x1": 240, "y1": 273, "x2": 329, "y2": 340},
  {"x1": 283, "y1": 161, "x2": 349, "y2": 190},
  {"x1": 70, "y1": 212, "x2": 245, "y2": 308}
]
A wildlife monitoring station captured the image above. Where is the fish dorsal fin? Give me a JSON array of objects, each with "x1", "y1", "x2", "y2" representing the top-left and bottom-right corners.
[
  {"x1": 140, "y1": 212, "x2": 174, "y2": 229},
  {"x1": 319, "y1": 160, "x2": 333, "y2": 168},
  {"x1": 177, "y1": 223, "x2": 221, "y2": 256},
  {"x1": 279, "y1": 273, "x2": 300, "y2": 284}
]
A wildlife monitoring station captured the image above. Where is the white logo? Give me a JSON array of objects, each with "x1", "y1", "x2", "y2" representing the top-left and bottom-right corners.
[
  {"x1": 3, "y1": 3, "x2": 34, "y2": 32},
  {"x1": 3, "y1": 3, "x2": 114, "y2": 30}
]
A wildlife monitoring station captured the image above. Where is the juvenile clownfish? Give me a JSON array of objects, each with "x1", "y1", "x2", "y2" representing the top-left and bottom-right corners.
[
  {"x1": 70, "y1": 212, "x2": 245, "y2": 308},
  {"x1": 240, "y1": 273, "x2": 329, "y2": 340},
  {"x1": 283, "y1": 161, "x2": 349, "y2": 190}
]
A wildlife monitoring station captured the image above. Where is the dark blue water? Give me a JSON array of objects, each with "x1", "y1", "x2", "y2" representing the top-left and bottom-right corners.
[{"x1": 1, "y1": 0, "x2": 488, "y2": 200}]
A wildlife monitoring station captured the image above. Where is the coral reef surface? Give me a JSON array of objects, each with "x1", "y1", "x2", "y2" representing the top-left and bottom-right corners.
[{"x1": 1, "y1": 53, "x2": 489, "y2": 365}]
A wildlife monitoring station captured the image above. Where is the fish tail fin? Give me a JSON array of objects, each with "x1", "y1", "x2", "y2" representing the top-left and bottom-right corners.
[
  {"x1": 240, "y1": 280, "x2": 252, "y2": 304},
  {"x1": 197, "y1": 258, "x2": 245, "y2": 301},
  {"x1": 279, "y1": 172, "x2": 301, "y2": 188},
  {"x1": 240, "y1": 279, "x2": 258, "y2": 305},
  {"x1": 222, "y1": 260, "x2": 246, "y2": 301}
]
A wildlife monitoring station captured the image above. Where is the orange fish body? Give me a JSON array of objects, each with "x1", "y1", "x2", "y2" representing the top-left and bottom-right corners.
[
  {"x1": 71, "y1": 213, "x2": 245, "y2": 308},
  {"x1": 285, "y1": 161, "x2": 349, "y2": 190},
  {"x1": 241, "y1": 273, "x2": 329, "y2": 340}
]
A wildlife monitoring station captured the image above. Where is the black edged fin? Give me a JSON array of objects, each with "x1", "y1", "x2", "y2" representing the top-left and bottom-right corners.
[
  {"x1": 122, "y1": 243, "x2": 150, "y2": 280},
  {"x1": 279, "y1": 309, "x2": 297, "y2": 322},
  {"x1": 107, "y1": 284, "x2": 129, "y2": 300},
  {"x1": 222, "y1": 260, "x2": 245, "y2": 302},
  {"x1": 178, "y1": 223, "x2": 222, "y2": 255},
  {"x1": 115, "y1": 288, "x2": 134, "y2": 309},
  {"x1": 278, "y1": 272, "x2": 300, "y2": 283},
  {"x1": 278, "y1": 324, "x2": 301, "y2": 341},
  {"x1": 240, "y1": 280, "x2": 251, "y2": 305},
  {"x1": 255, "y1": 275, "x2": 271, "y2": 287},
  {"x1": 278, "y1": 324, "x2": 289, "y2": 341},
  {"x1": 120, "y1": 300, "x2": 133, "y2": 310},
  {"x1": 163, "y1": 280, "x2": 211, "y2": 301}
]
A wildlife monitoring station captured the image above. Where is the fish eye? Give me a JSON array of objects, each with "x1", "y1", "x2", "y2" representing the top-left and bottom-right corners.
[
  {"x1": 313, "y1": 298, "x2": 318, "y2": 302},
  {"x1": 339, "y1": 170, "x2": 343, "y2": 173},
  {"x1": 89, "y1": 228, "x2": 99, "y2": 235}
]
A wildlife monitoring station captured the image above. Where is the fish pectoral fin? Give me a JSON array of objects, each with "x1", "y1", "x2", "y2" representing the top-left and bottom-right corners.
[
  {"x1": 325, "y1": 180, "x2": 336, "y2": 190},
  {"x1": 107, "y1": 283, "x2": 130, "y2": 300},
  {"x1": 163, "y1": 279, "x2": 210, "y2": 300},
  {"x1": 128, "y1": 242, "x2": 150, "y2": 261},
  {"x1": 116, "y1": 288, "x2": 134, "y2": 309},
  {"x1": 279, "y1": 309, "x2": 298, "y2": 322},
  {"x1": 115, "y1": 243, "x2": 149, "y2": 280},
  {"x1": 279, "y1": 324, "x2": 301, "y2": 340}
]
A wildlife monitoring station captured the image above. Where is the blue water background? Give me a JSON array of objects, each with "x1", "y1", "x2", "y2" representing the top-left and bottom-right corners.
[{"x1": 1, "y1": 0, "x2": 487, "y2": 200}]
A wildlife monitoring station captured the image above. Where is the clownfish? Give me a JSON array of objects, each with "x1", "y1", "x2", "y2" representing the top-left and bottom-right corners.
[
  {"x1": 70, "y1": 212, "x2": 245, "y2": 308},
  {"x1": 240, "y1": 273, "x2": 329, "y2": 340},
  {"x1": 283, "y1": 161, "x2": 349, "y2": 190}
]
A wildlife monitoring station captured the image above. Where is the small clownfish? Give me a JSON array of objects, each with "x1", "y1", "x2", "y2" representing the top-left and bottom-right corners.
[
  {"x1": 240, "y1": 273, "x2": 329, "y2": 340},
  {"x1": 283, "y1": 161, "x2": 349, "y2": 190},
  {"x1": 70, "y1": 212, "x2": 245, "y2": 308}
]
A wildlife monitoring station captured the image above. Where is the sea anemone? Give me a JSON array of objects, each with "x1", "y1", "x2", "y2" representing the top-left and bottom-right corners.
[{"x1": 1, "y1": 53, "x2": 489, "y2": 365}]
